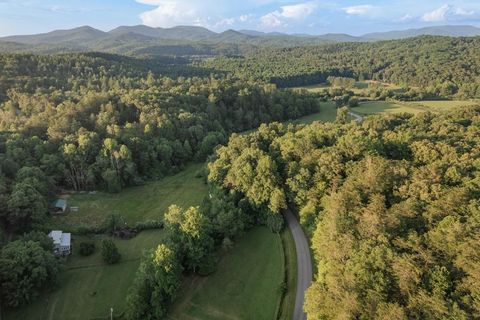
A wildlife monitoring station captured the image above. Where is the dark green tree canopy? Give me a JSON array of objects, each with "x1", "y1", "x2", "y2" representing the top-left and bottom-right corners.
[{"x1": 207, "y1": 106, "x2": 480, "y2": 319}]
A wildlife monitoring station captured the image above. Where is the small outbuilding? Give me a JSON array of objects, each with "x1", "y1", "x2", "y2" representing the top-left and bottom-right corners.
[
  {"x1": 51, "y1": 199, "x2": 67, "y2": 214},
  {"x1": 49, "y1": 230, "x2": 71, "y2": 256}
]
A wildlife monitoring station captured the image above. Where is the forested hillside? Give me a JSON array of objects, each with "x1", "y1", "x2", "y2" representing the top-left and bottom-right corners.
[
  {"x1": 1, "y1": 25, "x2": 480, "y2": 56},
  {"x1": 202, "y1": 36, "x2": 480, "y2": 97},
  {"x1": 207, "y1": 107, "x2": 480, "y2": 319},
  {"x1": 0, "y1": 53, "x2": 318, "y2": 231},
  {"x1": 0, "y1": 55, "x2": 318, "y2": 189}
]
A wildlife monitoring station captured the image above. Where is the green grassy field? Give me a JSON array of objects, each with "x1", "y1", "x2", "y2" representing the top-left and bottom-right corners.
[
  {"x1": 169, "y1": 227, "x2": 284, "y2": 320},
  {"x1": 353, "y1": 101, "x2": 417, "y2": 115},
  {"x1": 404, "y1": 100, "x2": 479, "y2": 110},
  {"x1": 293, "y1": 83, "x2": 328, "y2": 93},
  {"x1": 291, "y1": 101, "x2": 338, "y2": 124},
  {"x1": 278, "y1": 228, "x2": 297, "y2": 320},
  {"x1": 294, "y1": 81, "x2": 403, "y2": 95},
  {"x1": 353, "y1": 100, "x2": 479, "y2": 116},
  {"x1": 51, "y1": 163, "x2": 207, "y2": 230},
  {"x1": 6, "y1": 164, "x2": 209, "y2": 320},
  {"x1": 5, "y1": 230, "x2": 166, "y2": 320}
]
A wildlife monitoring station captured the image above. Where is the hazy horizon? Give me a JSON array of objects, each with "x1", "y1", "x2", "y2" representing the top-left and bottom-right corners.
[
  {"x1": 1, "y1": 1, "x2": 480, "y2": 37},
  {"x1": 2, "y1": 23, "x2": 480, "y2": 39}
]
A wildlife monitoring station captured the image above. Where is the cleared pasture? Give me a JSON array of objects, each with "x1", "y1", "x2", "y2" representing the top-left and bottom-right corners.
[
  {"x1": 169, "y1": 227, "x2": 284, "y2": 320},
  {"x1": 5, "y1": 230, "x2": 166, "y2": 320},
  {"x1": 51, "y1": 163, "x2": 207, "y2": 230}
]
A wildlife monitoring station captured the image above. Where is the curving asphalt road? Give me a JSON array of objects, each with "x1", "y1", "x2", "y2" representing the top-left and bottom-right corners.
[
  {"x1": 348, "y1": 110, "x2": 364, "y2": 123},
  {"x1": 284, "y1": 209, "x2": 313, "y2": 320}
]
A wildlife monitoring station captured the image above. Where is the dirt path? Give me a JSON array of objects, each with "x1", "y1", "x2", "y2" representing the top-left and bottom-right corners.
[{"x1": 284, "y1": 209, "x2": 312, "y2": 320}]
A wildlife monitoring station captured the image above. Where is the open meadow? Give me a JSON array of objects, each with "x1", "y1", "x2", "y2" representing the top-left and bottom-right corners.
[
  {"x1": 352, "y1": 100, "x2": 479, "y2": 116},
  {"x1": 5, "y1": 164, "x2": 209, "y2": 320},
  {"x1": 291, "y1": 101, "x2": 338, "y2": 123},
  {"x1": 5, "y1": 230, "x2": 166, "y2": 320},
  {"x1": 50, "y1": 163, "x2": 207, "y2": 231},
  {"x1": 169, "y1": 227, "x2": 285, "y2": 320}
]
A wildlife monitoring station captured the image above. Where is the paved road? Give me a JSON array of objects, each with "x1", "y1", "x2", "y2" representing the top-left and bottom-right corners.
[
  {"x1": 348, "y1": 111, "x2": 364, "y2": 123},
  {"x1": 284, "y1": 209, "x2": 313, "y2": 320}
]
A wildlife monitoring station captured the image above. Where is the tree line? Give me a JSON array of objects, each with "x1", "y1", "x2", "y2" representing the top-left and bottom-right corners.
[{"x1": 200, "y1": 36, "x2": 480, "y2": 98}]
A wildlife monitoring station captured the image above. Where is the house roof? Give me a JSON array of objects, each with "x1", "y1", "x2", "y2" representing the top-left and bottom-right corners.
[
  {"x1": 51, "y1": 199, "x2": 67, "y2": 209},
  {"x1": 61, "y1": 233, "x2": 71, "y2": 247},
  {"x1": 48, "y1": 230, "x2": 71, "y2": 247}
]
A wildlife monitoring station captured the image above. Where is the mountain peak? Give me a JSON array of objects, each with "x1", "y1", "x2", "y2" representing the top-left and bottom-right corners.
[{"x1": 1, "y1": 24, "x2": 479, "y2": 49}]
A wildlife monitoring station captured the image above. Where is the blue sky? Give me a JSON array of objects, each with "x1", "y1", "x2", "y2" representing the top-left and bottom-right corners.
[{"x1": 1, "y1": 0, "x2": 480, "y2": 36}]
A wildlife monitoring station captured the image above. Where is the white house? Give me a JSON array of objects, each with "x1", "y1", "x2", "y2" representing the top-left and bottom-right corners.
[{"x1": 48, "y1": 230, "x2": 71, "y2": 256}]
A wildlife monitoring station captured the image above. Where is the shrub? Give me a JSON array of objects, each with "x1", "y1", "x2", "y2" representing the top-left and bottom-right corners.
[
  {"x1": 79, "y1": 242, "x2": 95, "y2": 256},
  {"x1": 348, "y1": 97, "x2": 359, "y2": 108},
  {"x1": 76, "y1": 225, "x2": 100, "y2": 235},
  {"x1": 197, "y1": 254, "x2": 217, "y2": 276},
  {"x1": 101, "y1": 239, "x2": 121, "y2": 264},
  {"x1": 265, "y1": 213, "x2": 285, "y2": 233},
  {"x1": 278, "y1": 281, "x2": 287, "y2": 295},
  {"x1": 134, "y1": 220, "x2": 163, "y2": 231},
  {"x1": 103, "y1": 214, "x2": 125, "y2": 234}
]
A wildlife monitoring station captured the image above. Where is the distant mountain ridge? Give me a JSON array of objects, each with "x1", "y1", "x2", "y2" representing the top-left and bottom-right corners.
[
  {"x1": 1, "y1": 24, "x2": 479, "y2": 55},
  {"x1": 362, "y1": 25, "x2": 480, "y2": 40}
]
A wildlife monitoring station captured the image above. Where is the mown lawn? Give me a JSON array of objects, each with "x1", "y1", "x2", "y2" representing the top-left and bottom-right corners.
[
  {"x1": 5, "y1": 230, "x2": 166, "y2": 320},
  {"x1": 51, "y1": 163, "x2": 207, "y2": 230},
  {"x1": 169, "y1": 227, "x2": 284, "y2": 320}
]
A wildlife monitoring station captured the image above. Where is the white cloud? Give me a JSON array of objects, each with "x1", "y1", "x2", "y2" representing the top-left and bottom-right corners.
[
  {"x1": 260, "y1": 2, "x2": 316, "y2": 28},
  {"x1": 280, "y1": 2, "x2": 317, "y2": 19},
  {"x1": 421, "y1": 4, "x2": 476, "y2": 22},
  {"x1": 137, "y1": 1, "x2": 200, "y2": 27},
  {"x1": 343, "y1": 5, "x2": 375, "y2": 15},
  {"x1": 260, "y1": 12, "x2": 284, "y2": 27},
  {"x1": 136, "y1": 0, "x2": 273, "y2": 29},
  {"x1": 455, "y1": 7, "x2": 475, "y2": 16},
  {"x1": 215, "y1": 17, "x2": 236, "y2": 28},
  {"x1": 398, "y1": 14, "x2": 414, "y2": 22},
  {"x1": 421, "y1": 4, "x2": 451, "y2": 22},
  {"x1": 239, "y1": 14, "x2": 252, "y2": 22}
]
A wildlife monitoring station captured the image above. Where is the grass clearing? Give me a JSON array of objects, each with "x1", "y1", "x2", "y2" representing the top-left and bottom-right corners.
[
  {"x1": 353, "y1": 101, "x2": 419, "y2": 115},
  {"x1": 5, "y1": 230, "x2": 166, "y2": 320},
  {"x1": 404, "y1": 100, "x2": 479, "y2": 111},
  {"x1": 293, "y1": 81, "x2": 403, "y2": 95},
  {"x1": 278, "y1": 228, "x2": 297, "y2": 320},
  {"x1": 291, "y1": 101, "x2": 338, "y2": 124},
  {"x1": 51, "y1": 163, "x2": 207, "y2": 230},
  {"x1": 169, "y1": 227, "x2": 284, "y2": 320},
  {"x1": 293, "y1": 83, "x2": 328, "y2": 93},
  {"x1": 6, "y1": 163, "x2": 209, "y2": 320},
  {"x1": 353, "y1": 100, "x2": 480, "y2": 116}
]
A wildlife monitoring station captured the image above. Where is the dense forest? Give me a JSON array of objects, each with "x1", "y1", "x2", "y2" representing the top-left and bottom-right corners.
[
  {"x1": 201, "y1": 36, "x2": 480, "y2": 97},
  {"x1": 0, "y1": 53, "x2": 318, "y2": 193},
  {"x1": 207, "y1": 107, "x2": 480, "y2": 319}
]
